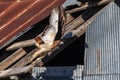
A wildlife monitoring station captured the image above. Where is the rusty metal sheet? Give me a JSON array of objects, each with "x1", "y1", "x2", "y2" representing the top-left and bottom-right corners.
[
  {"x1": 84, "y1": 1, "x2": 120, "y2": 75},
  {"x1": 0, "y1": 0, "x2": 66, "y2": 49}
]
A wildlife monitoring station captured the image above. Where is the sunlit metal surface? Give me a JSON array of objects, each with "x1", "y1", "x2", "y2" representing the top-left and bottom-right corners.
[
  {"x1": 84, "y1": 1, "x2": 120, "y2": 75},
  {"x1": 0, "y1": 0, "x2": 66, "y2": 49},
  {"x1": 84, "y1": 74, "x2": 120, "y2": 80}
]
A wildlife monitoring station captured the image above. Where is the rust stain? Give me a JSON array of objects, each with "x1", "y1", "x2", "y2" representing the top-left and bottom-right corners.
[
  {"x1": 0, "y1": 0, "x2": 66, "y2": 48},
  {"x1": 97, "y1": 49, "x2": 101, "y2": 73}
]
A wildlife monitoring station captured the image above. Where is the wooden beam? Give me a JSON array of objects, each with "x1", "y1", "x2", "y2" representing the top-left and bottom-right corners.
[
  {"x1": 6, "y1": 39, "x2": 35, "y2": 51},
  {"x1": 11, "y1": 48, "x2": 38, "y2": 68},
  {"x1": 15, "y1": 5, "x2": 106, "y2": 67},
  {"x1": 10, "y1": 3, "x2": 107, "y2": 69},
  {"x1": 0, "y1": 65, "x2": 33, "y2": 78},
  {"x1": 63, "y1": 4, "x2": 104, "y2": 38},
  {"x1": 38, "y1": 4, "x2": 107, "y2": 67},
  {"x1": 65, "y1": 0, "x2": 113, "y2": 14},
  {"x1": 0, "y1": 48, "x2": 27, "y2": 70}
]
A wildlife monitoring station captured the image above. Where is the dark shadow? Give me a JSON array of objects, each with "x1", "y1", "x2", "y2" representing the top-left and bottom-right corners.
[
  {"x1": 85, "y1": 43, "x2": 89, "y2": 48},
  {"x1": 44, "y1": 34, "x2": 85, "y2": 66},
  {"x1": 0, "y1": 73, "x2": 32, "y2": 80},
  {"x1": 43, "y1": 3, "x2": 106, "y2": 67},
  {"x1": 81, "y1": 4, "x2": 105, "y2": 21},
  {"x1": 115, "y1": 0, "x2": 120, "y2": 7}
]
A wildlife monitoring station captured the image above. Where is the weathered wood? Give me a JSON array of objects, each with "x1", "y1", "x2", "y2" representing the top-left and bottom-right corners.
[
  {"x1": 72, "y1": 3, "x2": 107, "y2": 37},
  {"x1": 65, "y1": 0, "x2": 113, "y2": 14},
  {"x1": 12, "y1": 3, "x2": 106, "y2": 69},
  {"x1": 64, "y1": 14, "x2": 85, "y2": 32},
  {"x1": 11, "y1": 48, "x2": 38, "y2": 68},
  {"x1": 7, "y1": 2, "x2": 107, "y2": 71},
  {"x1": 6, "y1": 39, "x2": 35, "y2": 51},
  {"x1": 11, "y1": 41, "x2": 60, "y2": 69},
  {"x1": 0, "y1": 48, "x2": 26, "y2": 70},
  {"x1": 64, "y1": 5, "x2": 103, "y2": 34},
  {"x1": 31, "y1": 40, "x2": 60, "y2": 62},
  {"x1": 0, "y1": 65, "x2": 33, "y2": 78},
  {"x1": 66, "y1": 13, "x2": 74, "y2": 24},
  {"x1": 38, "y1": 4, "x2": 107, "y2": 67}
]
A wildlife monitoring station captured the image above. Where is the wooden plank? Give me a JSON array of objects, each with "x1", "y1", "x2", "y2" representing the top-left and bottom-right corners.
[
  {"x1": 0, "y1": 48, "x2": 26, "y2": 70},
  {"x1": 14, "y1": 6, "x2": 106, "y2": 67},
  {"x1": 63, "y1": 6, "x2": 101, "y2": 34},
  {"x1": 65, "y1": 0, "x2": 113, "y2": 14},
  {"x1": 11, "y1": 48, "x2": 38, "y2": 68},
  {"x1": 38, "y1": 4, "x2": 107, "y2": 67},
  {"x1": 11, "y1": 40, "x2": 60, "y2": 68},
  {"x1": 10, "y1": 3, "x2": 106, "y2": 68},
  {"x1": 0, "y1": 65, "x2": 33, "y2": 78},
  {"x1": 6, "y1": 39, "x2": 36, "y2": 51}
]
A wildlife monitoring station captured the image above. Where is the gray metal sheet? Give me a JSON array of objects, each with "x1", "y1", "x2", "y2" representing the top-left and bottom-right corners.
[
  {"x1": 84, "y1": 1, "x2": 120, "y2": 75},
  {"x1": 84, "y1": 74, "x2": 120, "y2": 80},
  {"x1": 32, "y1": 65, "x2": 83, "y2": 80}
]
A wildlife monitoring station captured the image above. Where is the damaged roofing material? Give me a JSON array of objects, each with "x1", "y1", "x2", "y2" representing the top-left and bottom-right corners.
[
  {"x1": 0, "y1": 0, "x2": 115, "y2": 79},
  {"x1": 2, "y1": 0, "x2": 110, "y2": 66},
  {"x1": 6, "y1": 0, "x2": 112, "y2": 51},
  {"x1": 0, "y1": 0, "x2": 66, "y2": 49},
  {"x1": 4, "y1": 3, "x2": 108, "y2": 70},
  {"x1": 84, "y1": 0, "x2": 120, "y2": 79}
]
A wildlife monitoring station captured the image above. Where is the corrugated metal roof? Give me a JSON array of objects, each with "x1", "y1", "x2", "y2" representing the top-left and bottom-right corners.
[
  {"x1": 0, "y1": 0, "x2": 66, "y2": 49},
  {"x1": 84, "y1": 74, "x2": 120, "y2": 80},
  {"x1": 84, "y1": 1, "x2": 120, "y2": 75}
]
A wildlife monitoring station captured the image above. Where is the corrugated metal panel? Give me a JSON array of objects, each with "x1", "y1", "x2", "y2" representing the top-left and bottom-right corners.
[
  {"x1": 0, "y1": 0, "x2": 66, "y2": 49},
  {"x1": 84, "y1": 74, "x2": 120, "y2": 80},
  {"x1": 32, "y1": 65, "x2": 83, "y2": 80},
  {"x1": 84, "y1": 1, "x2": 120, "y2": 75}
]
